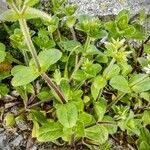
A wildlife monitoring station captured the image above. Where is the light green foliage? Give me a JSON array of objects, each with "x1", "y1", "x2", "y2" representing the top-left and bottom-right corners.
[
  {"x1": 56, "y1": 102, "x2": 78, "y2": 128},
  {"x1": 0, "y1": 84, "x2": 9, "y2": 96},
  {"x1": 0, "y1": 0, "x2": 150, "y2": 149},
  {"x1": 0, "y1": 43, "x2": 6, "y2": 63},
  {"x1": 4, "y1": 113, "x2": 15, "y2": 128},
  {"x1": 110, "y1": 75, "x2": 131, "y2": 93},
  {"x1": 85, "y1": 125, "x2": 108, "y2": 144},
  {"x1": 37, "y1": 122, "x2": 63, "y2": 142}
]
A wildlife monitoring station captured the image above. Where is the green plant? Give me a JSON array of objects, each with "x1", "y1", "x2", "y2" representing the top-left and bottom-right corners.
[{"x1": 0, "y1": 0, "x2": 150, "y2": 149}]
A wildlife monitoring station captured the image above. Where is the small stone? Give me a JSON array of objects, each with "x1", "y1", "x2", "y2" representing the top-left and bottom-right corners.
[{"x1": 10, "y1": 135, "x2": 23, "y2": 147}]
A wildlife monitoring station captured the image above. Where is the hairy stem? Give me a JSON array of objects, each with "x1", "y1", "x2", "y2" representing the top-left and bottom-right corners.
[
  {"x1": 19, "y1": 19, "x2": 41, "y2": 71},
  {"x1": 107, "y1": 93, "x2": 126, "y2": 110},
  {"x1": 84, "y1": 35, "x2": 91, "y2": 50},
  {"x1": 19, "y1": 18, "x2": 66, "y2": 104},
  {"x1": 70, "y1": 27, "x2": 77, "y2": 41},
  {"x1": 69, "y1": 36, "x2": 91, "y2": 81},
  {"x1": 41, "y1": 73, "x2": 66, "y2": 104}
]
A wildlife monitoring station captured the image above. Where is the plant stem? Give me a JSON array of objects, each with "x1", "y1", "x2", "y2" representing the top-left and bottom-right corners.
[
  {"x1": 15, "y1": 98, "x2": 52, "y2": 117},
  {"x1": 70, "y1": 27, "x2": 77, "y2": 41},
  {"x1": 19, "y1": 18, "x2": 66, "y2": 104},
  {"x1": 19, "y1": 19, "x2": 41, "y2": 71},
  {"x1": 84, "y1": 35, "x2": 91, "y2": 50},
  {"x1": 22, "y1": 49, "x2": 29, "y2": 66},
  {"x1": 41, "y1": 73, "x2": 66, "y2": 104},
  {"x1": 69, "y1": 36, "x2": 91, "y2": 81},
  {"x1": 69, "y1": 57, "x2": 83, "y2": 81},
  {"x1": 107, "y1": 93, "x2": 126, "y2": 111},
  {"x1": 70, "y1": 27, "x2": 78, "y2": 70}
]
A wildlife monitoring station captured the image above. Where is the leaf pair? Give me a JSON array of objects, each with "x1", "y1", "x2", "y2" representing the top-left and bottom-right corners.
[
  {"x1": 110, "y1": 74, "x2": 150, "y2": 93},
  {"x1": 12, "y1": 49, "x2": 62, "y2": 86}
]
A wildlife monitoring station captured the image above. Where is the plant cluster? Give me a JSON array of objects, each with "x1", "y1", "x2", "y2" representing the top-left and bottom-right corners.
[{"x1": 0, "y1": 0, "x2": 150, "y2": 149}]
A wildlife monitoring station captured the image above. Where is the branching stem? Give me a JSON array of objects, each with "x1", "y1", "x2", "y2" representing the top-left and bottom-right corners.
[{"x1": 19, "y1": 18, "x2": 66, "y2": 104}]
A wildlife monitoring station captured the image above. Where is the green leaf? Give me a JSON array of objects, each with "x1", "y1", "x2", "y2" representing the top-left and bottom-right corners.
[
  {"x1": 25, "y1": 0, "x2": 39, "y2": 6},
  {"x1": 144, "y1": 44, "x2": 150, "y2": 54},
  {"x1": 138, "y1": 57, "x2": 148, "y2": 67},
  {"x1": 66, "y1": 16, "x2": 76, "y2": 28},
  {"x1": 0, "y1": 43, "x2": 6, "y2": 63},
  {"x1": 32, "y1": 121, "x2": 39, "y2": 137},
  {"x1": 140, "y1": 141, "x2": 150, "y2": 150},
  {"x1": 29, "y1": 110, "x2": 48, "y2": 125},
  {"x1": 23, "y1": 7, "x2": 51, "y2": 21},
  {"x1": 60, "y1": 40, "x2": 82, "y2": 53},
  {"x1": 93, "y1": 76, "x2": 107, "y2": 89},
  {"x1": 72, "y1": 70, "x2": 87, "y2": 81},
  {"x1": 103, "y1": 64, "x2": 120, "y2": 80},
  {"x1": 96, "y1": 53, "x2": 108, "y2": 64},
  {"x1": 15, "y1": 86, "x2": 28, "y2": 103},
  {"x1": 75, "y1": 122, "x2": 85, "y2": 138},
  {"x1": 0, "y1": 10, "x2": 18, "y2": 22},
  {"x1": 78, "y1": 112, "x2": 94, "y2": 127},
  {"x1": 85, "y1": 45, "x2": 100, "y2": 56},
  {"x1": 91, "y1": 76, "x2": 107, "y2": 100},
  {"x1": 0, "y1": 84, "x2": 9, "y2": 96},
  {"x1": 129, "y1": 24, "x2": 147, "y2": 40},
  {"x1": 0, "y1": 7, "x2": 51, "y2": 22},
  {"x1": 129, "y1": 74, "x2": 150, "y2": 93},
  {"x1": 102, "y1": 116, "x2": 117, "y2": 134},
  {"x1": 32, "y1": 49, "x2": 62, "y2": 72},
  {"x1": 71, "y1": 98, "x2": 84, "y2": 112},
  {"x1": 85, "y1": 125, "x2": 108, "y2": 144},
  {"x1": 116, "y1": 10, "x2": 129, "y2": 23},
  {"x1": 60, "y1": 79, "x2": 70, "y2": 100},
  {"x1": 140, "y1": 92, "x2": 150, "y2": 102},
  {"x1": 139, "y1": 128, "x2": 150, "y2": 145},
  {"x1": 94, "y1": 98, "x2": 107, "y2": 121},
  {"x1": 56, "y1": 103, "x2": 78, "y2": 128},
  {"x1": 142, "y1": 110, "x2": 150, "y2": 126},
  {"x1": 11, "y1": 65, "x2": 39, "y2": 87},
  {"x1": 4, "y1": 113, "x2": 15, "y2": 128},
  {"x1": 62, "y1": 127, "x2": 72, "y2": 142},
  {"x1": 37, "y1": 87, "x2": 51, "y2": 101},
  {"x1": 37, "y1": 122, "x2": 63, "y2": 142},
  {"x1": 116, "y1": 12, "x2": 129, "y2": 30},
  {"x1": 110, "y1": 75, "x2": 131, "y2": 93}
]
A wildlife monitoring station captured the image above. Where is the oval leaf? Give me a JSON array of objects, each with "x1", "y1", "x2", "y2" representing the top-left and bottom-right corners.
[
  {"x1": 37, "y1": 122, "x2": 63, "y2": 142},
  {"x1": 85, "y1": 125, "x2": 108, "y2": 144},
  {"x1": 129, "y1": 74, "x2": 150, "y2": 93},
  {"x1": 110, "y1": 75, "x2": 131, "y2": 93},
  {"x1": 30, "y1": 49, "x2": 62, "y2": 72},
  {"x1": 56, "y1": 103, "x2": 78, "y2": 128},
  {"x1": 0, "y1": 10, "x2": 19, "y2": 22},
  {"x1": 11, "y1": 65, "x2": 39, "y2": 86}
]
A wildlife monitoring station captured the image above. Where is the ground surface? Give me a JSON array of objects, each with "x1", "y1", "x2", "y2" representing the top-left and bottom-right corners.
[{"x1": 69, "y1": 0, "x2": 150, "y2": 16}]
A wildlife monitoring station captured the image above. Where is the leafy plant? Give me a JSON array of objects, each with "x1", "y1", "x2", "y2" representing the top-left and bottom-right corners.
[{"x1": 0, "y1": 0, "x2": 150, "y2": 149}]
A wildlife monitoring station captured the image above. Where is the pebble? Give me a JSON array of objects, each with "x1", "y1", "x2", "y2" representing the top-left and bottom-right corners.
[{"x1": 69, "y1": 0, "x2": 150, "y2": 16}]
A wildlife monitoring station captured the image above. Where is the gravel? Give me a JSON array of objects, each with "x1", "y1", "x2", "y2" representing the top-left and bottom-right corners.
[{"x1": 69, "y1": 0, "x2": 150, "y2": 16}]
